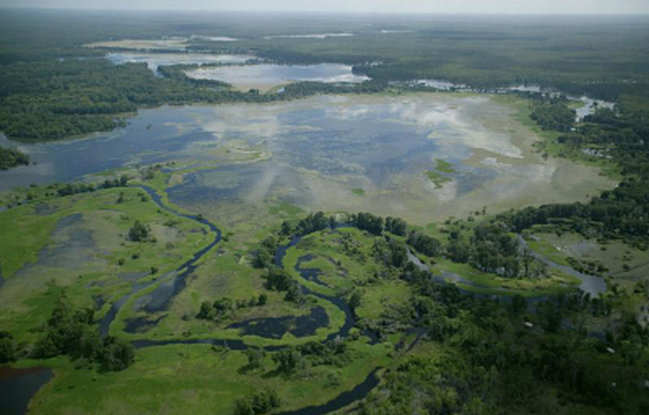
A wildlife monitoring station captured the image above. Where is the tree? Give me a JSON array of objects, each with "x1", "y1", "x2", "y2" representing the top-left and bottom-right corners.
[
  {"x1": 407, "y1": 231, "x2": 441, "y2": 256},
  {"x1": 244, "y1": 348, "x2": 265, "y2": 370},
  {"x1": 280, "y1": 221, "x2": 292, "y2": 236},
  {"x1": 272, "y1": 349, "x2": 304, "y2": 375},
  {"x1": 0, "y1": 331, "x2": 15, "y2": 363},
  {"x1": 128, "y1": 220, "x2": 149, "y2": 242},
  {"x1": 0, "y1": 146, "x2": 30, "y2": 170},
  {"x1": 257, "y1": 294, "x2": 268, "y2": 306},
  {"x1": 522, "y1": 247, "x2": 534, "y2": 278},
  {"x1": 213, "y1": 297, "x2": 233, "y2": 313},
  {"x1": 385, "y1": 217, "x2": 407, "y2": 236},
  {"x1": 264, "y1": 268, "x2": 293, "y2": 291},
  {"x1": 252, "y1": 249, "x2": 272, "y2": 269},
  {"x1": 234, "y1": 389, "x2": 280, "y2": 415},
  {"x1": 296, "y1": 212, "x2": 329, "y2": 235},
  {"x1": 100, "y1": 336, "x2": 135, "y2": 371},
  {"x1": 234, "y1": 398, "x2": 254, "y2": 415},
  {"x1": 197, "y1": 301, "x2": 212, "y2": 319},
  {"x1": 32, "y1": 292, "x2": 134, "y2": 371},
  {"x1": 353, "y1": 212, "x2": 384, "y2": 235},
  {"x1": 284, "y1": 283, "x2": 304, "y2": 304}
]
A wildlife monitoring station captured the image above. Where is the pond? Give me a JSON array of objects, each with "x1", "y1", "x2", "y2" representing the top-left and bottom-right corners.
[
  {"x1": 0, "y1": 366, "x2": 53, "y2": 415},
  {"x1": 184, "y1": 63, "x2": 370, "y2": 90},
  {"x1": 263, "y1": 33, "x2": 354, "y2": 40}
]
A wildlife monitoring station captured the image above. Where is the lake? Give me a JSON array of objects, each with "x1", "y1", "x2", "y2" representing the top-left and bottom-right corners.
[
  {"x1": 0, "y1": 94, "x2": 615, "y2": 224},
  {"x1": 184, "y1": 63, "x2": 370, "y2": 90}
]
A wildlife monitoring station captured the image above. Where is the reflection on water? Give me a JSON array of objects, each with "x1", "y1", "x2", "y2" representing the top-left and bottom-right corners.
[
  {"x1": 263, "y1": 33, "x2": 354, "y2": 40},
  {"x1": 106, "y1": 52, "x2": 256, "y2": 74},
  {"x1": 185, "y1": 63, "x2": 370, "y2": 89},
  {"x1": 0, "y1": 106, "x2": 218, "y2": 190},
  {"x1": 0, "y1": 94, "x2": 611, "y2": 223}
]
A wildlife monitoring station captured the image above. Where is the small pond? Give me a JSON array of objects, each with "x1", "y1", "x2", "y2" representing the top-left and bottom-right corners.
[{"x1": 0, "y1": 366, "x2": 53, "y2": 415}]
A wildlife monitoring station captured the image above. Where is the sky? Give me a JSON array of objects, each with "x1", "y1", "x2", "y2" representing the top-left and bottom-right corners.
[{"x1": 2, "y1": 0, "x2": 649, "y2": 15}]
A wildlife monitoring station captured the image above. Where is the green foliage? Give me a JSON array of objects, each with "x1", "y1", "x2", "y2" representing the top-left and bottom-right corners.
[
  {"x1": 197, "y1": 295, "x2": 267, "y2": 321},
  {"x1": 0, "y1": 331, "x2": 16, "y2": 363},
  {"x1": 530, "y1": 99, "x2": 575, "y2": 132},
  {"x1": 272, "y1": 349, "x2": 304, "y2": 375},
  {"x1": 283, "y1": 283, "x2": 304, "y2": 304},
  {"x1": 425, "y1": 169, "x2": 451, "y2": 188},
  {"x1": 252, "y1": 235, "x2": 278, "y2": 269},
  {"x1": 257, "y1": 294, "x2": 267, "y2": 306},
  {"x1": 0, "y1": 146, "x2": 29, "y2": 170},
  {"x1": 262, "y1": 265, "x2": 303, "y2": 306},
  {"x1": 32, "y1": 292, "x2": 134, "y2": 371},
  {"x1": 384, "y1": 217, "x2": 407, "y2": 236},
  {"x1": 263, "y1": 268, "x2": 293, "y2": 292},
  {"x1": 469, "y1": 223, "x2": 520, "y2": 277},
  {"x1": 352, "y1": 212, "x2": 383, "y2": 236},
  {"x1": 55, "y1": 176, "x2": 128, "y2": 197},
  {"x1": 434, "y1": 159, "x2": 455, "y2": 174},
  {"x1": 360, "y1": 267, "x2": 649, "y2": 414},
  {"x1": 233, "y1": 389, "x2": 280, "y2": 415},
  {"x1": 243, "y1": 348, "x2": 265, "y2": 371},
  {"x1": 373, "y1": 238, "x2": 408, "y2": 269},
  {"x1": 297, "y1": 339, "x2": 348, "y2": 367},
  {"x1": 444, "y1": 222, "x2": 545, "y2": 279},
  {"x1": 128, "y1": 220, "x2": 149, "y2": 242},
  {"x1": 406, "y1": 231, "x2": 441, "y2": 257},
  {"x1": 280, "y1": 221, "x2": 292, "y2": 236},
  {"x1": 296, "y1": 211, "x2": 329, "y2": 236},
  {"x1": 99, "y1": 336, "x2": 135, "y2": 372},
  {"x1": 505, "y1": 101, "x2": 649, "y2": 247}
]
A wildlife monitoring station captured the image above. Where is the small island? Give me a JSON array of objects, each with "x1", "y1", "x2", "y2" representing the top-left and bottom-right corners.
[{"x1": 0, "y1": 146, "x2": 29, "y2": 170}]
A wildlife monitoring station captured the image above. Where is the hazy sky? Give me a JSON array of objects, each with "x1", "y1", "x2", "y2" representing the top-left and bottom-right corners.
[{"x1": 2, "y1": 0, "x2": 649, "y2": 15}]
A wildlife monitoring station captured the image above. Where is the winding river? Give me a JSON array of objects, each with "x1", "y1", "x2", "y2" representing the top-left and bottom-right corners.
[
  {"x1": 8, "y1": 184, "x2": 606, "y2": 414},
  {"x1": 97, "y1": 186, "x2": 379, "y2": 415},
  {"x1": 98, "y1": 185, "x2": 222, "y2": 337}
]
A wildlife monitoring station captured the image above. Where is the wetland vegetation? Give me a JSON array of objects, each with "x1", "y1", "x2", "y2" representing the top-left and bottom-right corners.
[{"x1": 1, "y1": 7, "x2": 648, "y2": 415}]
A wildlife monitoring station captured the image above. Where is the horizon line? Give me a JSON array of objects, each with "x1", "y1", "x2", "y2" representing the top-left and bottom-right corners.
[{"x1": 2, "y1": 6, "x2": 649, "y2": 17}]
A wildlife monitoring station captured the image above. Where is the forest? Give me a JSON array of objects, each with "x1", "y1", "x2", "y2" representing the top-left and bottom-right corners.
[{"x1": 502, "y1": 97, "x2": 649, "y2": 248}]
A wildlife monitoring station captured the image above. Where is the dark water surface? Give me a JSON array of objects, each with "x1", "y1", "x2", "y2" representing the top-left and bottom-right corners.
[{"x1": 0, "y1": 366, "x2": 52, "y2": 415}]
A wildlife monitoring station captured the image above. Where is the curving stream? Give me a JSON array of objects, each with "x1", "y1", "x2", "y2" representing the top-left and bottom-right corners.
[
  {"x1": 516, "y1": 235, "x2": 607, "y2": 297},
  {"x1": 9, "y1": 185, "x2": 607, "y2": 414},
  {"x1": 99, "y1": 185, "x2": 222, "y2": 337},
  {"x1": 97, "y1": 186, "x2": 378, "y2": 415}
]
